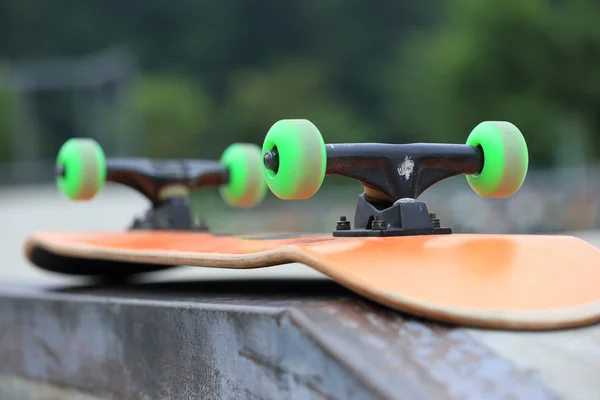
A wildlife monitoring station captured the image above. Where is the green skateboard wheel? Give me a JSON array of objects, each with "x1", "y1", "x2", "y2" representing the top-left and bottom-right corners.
[
  {"x1": 262, "y1": 119, "x2": 327, "y2": 200},
  {"x1": 56, "y1": 138, "x2": 107, "y2": 201},
  {"x1": 465, "y1": 121, "x2": 529, "y2": 198},
  {"x1": 219, "y1": 143, "x2": 268, "y2": 208}
]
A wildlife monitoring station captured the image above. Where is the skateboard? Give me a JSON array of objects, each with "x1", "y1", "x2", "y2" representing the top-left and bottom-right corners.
[{"x1": 25, "y1": 120, "x2": 600, "y2": 331}]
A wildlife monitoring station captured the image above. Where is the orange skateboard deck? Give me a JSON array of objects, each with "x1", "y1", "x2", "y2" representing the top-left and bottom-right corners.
[{"x1": 25, "y1": 230, "x2": 600, "y2": 331}]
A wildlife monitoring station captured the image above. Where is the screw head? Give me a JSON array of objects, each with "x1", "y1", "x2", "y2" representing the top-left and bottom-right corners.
[
  {"x1": 372, "y1": 215, "x2": 387, "y2": 230},
  {"x1": 263, "y1": 152, "x2": 274, "y2": 169},
  {"x1": 336, "y1": 216, "x2": 351, "y2": 230},
  {"x1": 263, "y1": 148, "x2": 279, "y2": 172}
]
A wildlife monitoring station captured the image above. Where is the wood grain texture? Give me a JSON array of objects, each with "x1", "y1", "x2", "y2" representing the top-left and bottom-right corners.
[{"x1": 25, "y1": 230, "x2": 600, "y2": 331}]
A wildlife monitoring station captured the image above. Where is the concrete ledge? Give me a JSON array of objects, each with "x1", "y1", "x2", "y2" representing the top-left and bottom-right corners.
[{"x1": 0, "y1": 279, "x2": 557, "y2": 399}]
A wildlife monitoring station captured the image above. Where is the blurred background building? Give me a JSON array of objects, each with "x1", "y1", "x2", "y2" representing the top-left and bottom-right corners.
[{"x1": 1, "y1": 0, "x2": 599, "y2": 235}]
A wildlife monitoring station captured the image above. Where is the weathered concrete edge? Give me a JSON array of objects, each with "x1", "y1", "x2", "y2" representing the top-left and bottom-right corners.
[
  {"x1": 0, "y1": 290, "x2": 388, "y2": 399},
  {"x1": 286, "y1": 301, "x2": 560, "y2": 400},
  {"x1": 0, "y1": 288, "x2": 559, "y2": 400}
]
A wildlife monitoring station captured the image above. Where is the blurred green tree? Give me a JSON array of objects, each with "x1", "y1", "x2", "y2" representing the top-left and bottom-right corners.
[
  {"x1": 3, "y1": 0, "x2": 600, "y2": 166},
  {"x1": 218, "y1": 61, "x2": 373, "y2": 149},
  {"x1": 0, "y1": 0, "x2": 436, "y2": 156},
  {"x1": 128, "y1": 74, "x2": 214, "y2": 158},
  {"x1": 0, "y1": 76, "x2": 16, "y2": 162},
  {"x1": 385, "y1": 0, "x2": 600, "y2": 166}
]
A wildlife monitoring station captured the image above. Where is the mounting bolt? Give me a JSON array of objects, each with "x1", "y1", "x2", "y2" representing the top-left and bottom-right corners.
[
  {"x1": 336, "y1": 216, "x2": 351, "y2": 230},
  {"x1": 372, "y1": 215, "x2": 387, "y2": 230},
  {"x1": 429, "y1": 212, "x2": 441, "y2": 228},
  {"x1": 153, "y1": 214, "x2": 168, "y2": 229},
  {"x1": 194, "y1": 217, "x2": 209, "y2": 231}
]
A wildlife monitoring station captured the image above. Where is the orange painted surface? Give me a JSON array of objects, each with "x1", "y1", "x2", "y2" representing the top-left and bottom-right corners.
[
  {"x1": 31, "y1": 231, "x2": 600, "y2": 312},
  {"x1": 300, "y1": 234, "x2": 600, "y2": 311}
]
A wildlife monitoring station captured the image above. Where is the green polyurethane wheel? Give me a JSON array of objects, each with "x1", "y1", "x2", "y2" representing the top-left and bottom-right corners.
[
  {"x1": 262, "y1": 119, "x2": 327, "y2": 200},
  {"x1": 465, "y1": 121, "x2": 529, "y2": 198},
  {"x1": 56, "y1": 138, "x2": 107, "y2": 201},
  {"x1": 219, "y1": 143, "x2": 268, "y2": 208}
]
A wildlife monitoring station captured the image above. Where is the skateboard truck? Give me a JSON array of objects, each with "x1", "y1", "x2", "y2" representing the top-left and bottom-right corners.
[
  {"x1": 55, "y1": 141, "x2": 268, "y2": 231},
  {"x1": 57, "y1": 158, "x2": 227, "y2": 231},
  {"x1": 326, "y1": 142, "x2": 482, "y2": 237},
  {"x1": 262, "y1": 119, "x2": 529, "y2": 237}
]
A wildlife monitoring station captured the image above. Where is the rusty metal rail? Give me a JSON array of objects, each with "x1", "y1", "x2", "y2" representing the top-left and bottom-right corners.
[{"x1": 0, "y1": 279, "x2": 557, "y2": 399}]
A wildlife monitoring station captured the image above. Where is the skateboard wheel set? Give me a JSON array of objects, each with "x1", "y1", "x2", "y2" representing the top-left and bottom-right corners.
[
  {"x1": 464, "y1": 121, "x2": 529, "y2": 198},
  {"x1": 218, "y1": 143, "x2": 267, "y2": 208},
  {"x1": 261, "y1": 119, "x2": 327, "y2": 200},
  {"x1": 260, "y1": 119, "x2": 529, "y2": 200},
  {"x1": 56, "y1": 138, "x2": 107, "y2": 201},
  {"x1": 56, "y1": 119, "x2": 529, "y2": 206},
  {"x1": 55, "y1": 139, "x2": 267, "y2": 208}
]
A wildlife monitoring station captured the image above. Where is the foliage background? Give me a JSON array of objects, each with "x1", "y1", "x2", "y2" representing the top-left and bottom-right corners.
[{"x1": 2, "y1": 0, "x2": 599, "y2": 167}]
